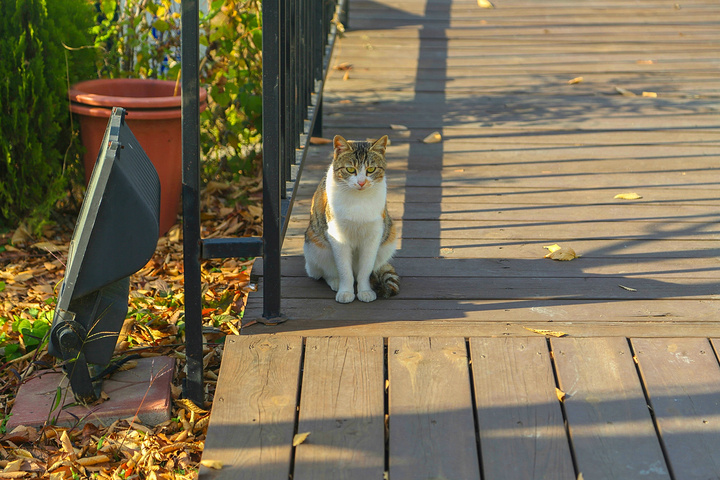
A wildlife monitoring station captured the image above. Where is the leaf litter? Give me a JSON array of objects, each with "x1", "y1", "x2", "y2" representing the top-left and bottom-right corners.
[
  {"x1": 0, "y1": 174, "x2": 263, "y2": 479},
  {"x1": 422, "y1": 131, "x2": 442, "y2": 144},
  {"x1": 523, "y1": 327, "x2": 568, "y2": 338},
  {"x1": 292, "y1": 432, "x2": 312, "y2": 447},
  {"x1": 614, "y1": 192, "x2": 643, "y2": 200},
  {"x1": 543, "y1": 244, "x2": 578, "y2": 261}
]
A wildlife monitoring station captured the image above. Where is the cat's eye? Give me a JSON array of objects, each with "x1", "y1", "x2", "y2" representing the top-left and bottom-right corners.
[
  {"x1": 346, "y1": 167, "x2": 357, "y2": 174},
  {"x1": 366, "y1": 167, "x2": 376, "y2": 174}
]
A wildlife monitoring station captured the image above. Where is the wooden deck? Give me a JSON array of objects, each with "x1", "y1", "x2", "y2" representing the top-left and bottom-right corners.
[{"x1": 201, "y1": 0, "x2": 720, "y2": 478}]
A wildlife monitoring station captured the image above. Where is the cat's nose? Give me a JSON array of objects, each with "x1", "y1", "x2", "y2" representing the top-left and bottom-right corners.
[{"x1": 357, "y1": 178, "x2": 367, "y2": 187}]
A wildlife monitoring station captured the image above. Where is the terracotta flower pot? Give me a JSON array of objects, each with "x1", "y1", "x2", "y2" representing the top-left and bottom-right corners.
[{"x1": 69, "y1": 78, "x2": 207, "y2": 236}]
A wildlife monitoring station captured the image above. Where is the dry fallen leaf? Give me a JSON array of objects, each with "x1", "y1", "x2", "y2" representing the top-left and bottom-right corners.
[
  {"x1": 76, "y1": 455, "x2": 111, "y2": 466},
  {"x1": 567, "y1": 76, "x2": 584, "y2": 85},
  {"x1": 619, "y1": 284, "x2": 637, "y2": 292},
  {"x1": 200, "y1": 459, "x2": 224, "y2": 470},
  {"x1": 614, "y1": 86, "x2": 637, "y2": 97},
  {"x1": 333, "y1": 62, "x2": 353, "y2": 81},
  {"x1": 3, "y1": 459, "x2": 23, "y2": 472},
  {"x1": 117, "y1": 360, "x2": 138, "y2": 372},
  {"x1": 636, "y1": 59, "x2": 654, "y2": 65},
  {"x1": 523, "y1": 327, "x2": 568, "y2": 338},
  {"x1": 11, "y1": 224, "x2": 32, "y2": 245},
  {"x1": 556, "y1": 387, "x2": 567, "y2": 402},
  {"x1": 422, "y1": 131, "x2": 442, "y2": 144},
  {"x1": 175, "y1": 398, "x2": 209, "y2": 415},
  {"x1": 477, "y1": 0, "x2": 494, "y2": 8},
  {"x1": 60, "y1": 430, "x2": 76, "y2": 460},
  {"x1": 614, "y1": 192, "x2": 643, "y2": 200},
  {"x1": 642, "y1": 91, "x2": 658, "y2": 98},
  {"x1": 309, "y1": 137, "x2": 333, "y2": 145},
  {"x1": 390, "y1": 124, "x2": 408, "y2": 131},
  {"x1": 31, "y1": 241, "x2": 65, "y2": 253},
  {"x1": 543, "y1": 244, "x2": 577, "y2": 261},
  {"x1": 293, "y1": 432, "x2": 311, "y2": 446}
]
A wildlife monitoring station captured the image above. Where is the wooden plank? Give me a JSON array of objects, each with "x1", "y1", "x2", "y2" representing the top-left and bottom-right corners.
[
  {"x1": 242, "y1": 320, "x2": 720, "y2": 339},
  {"x1": 244, "y1": 297, "x2": 720, "y2": 325},
  {"x1": 274, "y1": 275, "x2": 719, "y2": 301},
  {"x1": 302, "y1": 146, "x2": 720, "y2": 174},
  {"x1": 200, "y1": 336, "x2": 302, "y2": 480},
  {"x1": 326, "y1": 113, "x2": 720, "y2": 133},
  {"x1": 291, "y1": 201, "x2": 720, "y2": 224},
  {"x1": 270, "y1": 251, "x2": 720, "y2": 282},
  {"x1": 293, "y1": 337, "x2": 385, "y2": 480},
  {"x1": 291, "y1": 193, "x2": 720, "y2": 218},
  {"x1": 470, "y1": 337, "x2": 575, "y2": 480},
  {"x1": 632, "y1": 338, "x2": 720, "y2": 479},
  {"x1": 285, "y1": 219, "x2": 720, "y2": 242},
  {"x1": 295, "y1": 184, "x2": 720, "y2": 206},
  {"x1": 316, "y1": 128, "x2": 720, "y2": 147},
  {"x1": 551, "y1": 337, "x2": 670, "y2": 480},
  {"x1": 388, "y1": 337, "x2": 480, "y2": 479},
  {"x1": 282, "y1": 234, "x2": 720, "y2": 259},
  {"x1": 325, "y1": 106, "x2": 720, "y2": 131}
]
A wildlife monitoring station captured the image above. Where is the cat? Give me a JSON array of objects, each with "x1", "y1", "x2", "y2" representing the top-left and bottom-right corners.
[{"x1": 304, "y1": 134, "x2": 399, "y2": 303}]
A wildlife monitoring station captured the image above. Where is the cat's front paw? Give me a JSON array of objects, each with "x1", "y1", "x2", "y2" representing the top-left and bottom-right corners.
[
  {"x1": 357, "y1": 290, "x2": 377, "y2": 303},
  {"x1": 335, "y1": 290, "x2": 355, "y2": 303}
]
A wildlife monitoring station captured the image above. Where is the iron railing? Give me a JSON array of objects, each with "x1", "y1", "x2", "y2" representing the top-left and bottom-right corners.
[{"x1": 180, "y1": 0, "x2": 345, "y2": 405}]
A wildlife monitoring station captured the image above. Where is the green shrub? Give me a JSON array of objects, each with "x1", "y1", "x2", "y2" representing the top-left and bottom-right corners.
[{"x1": 0, "y1": 0, "x2": 96, "y2": 231}]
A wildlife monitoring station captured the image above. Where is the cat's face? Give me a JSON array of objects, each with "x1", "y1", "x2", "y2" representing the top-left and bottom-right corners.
[{"x1": 332, "y1": 135, "x2": 388, "y2": 191}]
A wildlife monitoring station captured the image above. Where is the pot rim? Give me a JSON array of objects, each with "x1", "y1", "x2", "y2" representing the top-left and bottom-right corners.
[{"x1": 69, "y1": 78, "x2": 208, "y2": 109}]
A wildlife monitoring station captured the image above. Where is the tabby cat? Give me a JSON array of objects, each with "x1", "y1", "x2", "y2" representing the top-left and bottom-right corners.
[{"x1": 304, "y1": 135, "x2": 399, "y2": 303}]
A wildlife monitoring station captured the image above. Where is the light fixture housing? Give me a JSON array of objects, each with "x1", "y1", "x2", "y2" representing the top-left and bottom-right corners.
[{"x1": 49, "y1": 107, "x2": 160, "y2": 403}]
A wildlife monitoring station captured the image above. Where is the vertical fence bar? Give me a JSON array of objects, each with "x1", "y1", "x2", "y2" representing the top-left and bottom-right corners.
[
  {"x1": 262, "y1": 0, "x2": 282, "y2": 321},
  {"x1": 300, "y1": 1, "x2": 309, "y2": 129},
  {"x1": 281, "y1": 0, "x2": 290, "y2": 186},
  {"x1": 278, "y1": 0, "x2": 288, "y2": 197},
  {"x1": 259, "y1": 0, "x2": 341, "y2": 322},
  {"x1": 311, "y1": 0, "x2": 324, "y2": 138},
  {"x1": 180, "y1": 0, "x2": 204, "y2": 405}
]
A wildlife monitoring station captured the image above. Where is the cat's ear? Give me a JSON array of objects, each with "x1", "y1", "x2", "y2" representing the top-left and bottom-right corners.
[
  {"x1": 370, "y1": 135, "x2": 389, "y2": 155},
  {"x1": 333, "y1": 135, "x2": 352, "y2": 156}
]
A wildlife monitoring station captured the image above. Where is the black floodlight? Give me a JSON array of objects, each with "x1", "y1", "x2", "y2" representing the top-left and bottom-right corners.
[{"x1": 49, "y1": 107, "x2": 160, "y2": 403}]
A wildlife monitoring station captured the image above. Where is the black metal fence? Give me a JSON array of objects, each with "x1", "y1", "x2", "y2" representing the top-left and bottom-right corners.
[{"x1": 180, "y1": 0, "x2": 345, "y2": 405}]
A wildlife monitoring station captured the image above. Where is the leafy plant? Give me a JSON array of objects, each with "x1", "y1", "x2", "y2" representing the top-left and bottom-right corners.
[
  {"x1": 199, "y1": 0, "x2": 263, "y2": 182},
  {"x1": 92, "y1": 0, "x2": 263, "y2": 182},
  {"x1": 0, "y1": 0, "x2": 96, "y2": 231},
  {"x1": 92, "y1": 0, "x2": 182, "y2": 80},
  {"x1": 1, "y1": 310, "x2": 52, "y2": 361}
]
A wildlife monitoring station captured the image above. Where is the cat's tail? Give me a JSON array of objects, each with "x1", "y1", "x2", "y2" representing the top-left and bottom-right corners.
[{"x1": 371, "y1": 263, "x2": 400, "y2": 298}]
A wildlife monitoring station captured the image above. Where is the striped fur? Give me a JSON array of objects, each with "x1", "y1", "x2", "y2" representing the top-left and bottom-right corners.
[
  {"x1": 371, "y1": 263, "x2": 400, "y2": 298},
  {"x1": 304, "y1": 134, "x2": 400, "y2": 303}
]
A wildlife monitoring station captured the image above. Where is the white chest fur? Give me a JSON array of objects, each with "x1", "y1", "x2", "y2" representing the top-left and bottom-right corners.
[{"x1": 325, "y1": 167, "x2": 386, "y2": 246}]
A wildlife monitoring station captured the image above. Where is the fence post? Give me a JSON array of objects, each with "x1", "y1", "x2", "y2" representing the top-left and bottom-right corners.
[
  {"x1": 180, "y1": 0, "x2": 204, "y2": 406},
  {"x1": 261, "y1": 0, "x2": 283, "y2": 322}
]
